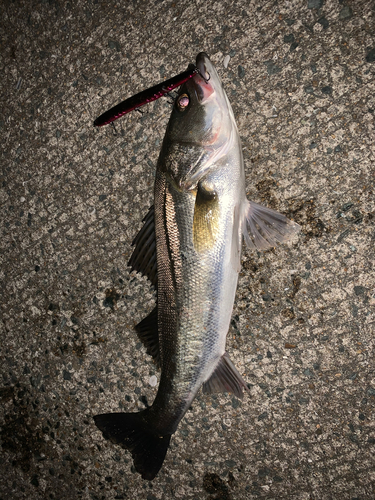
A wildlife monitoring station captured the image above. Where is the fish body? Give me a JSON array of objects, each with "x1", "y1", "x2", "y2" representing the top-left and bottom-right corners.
[{"x1": 94, "y1": 53, "x2": 299, "y2": 480}]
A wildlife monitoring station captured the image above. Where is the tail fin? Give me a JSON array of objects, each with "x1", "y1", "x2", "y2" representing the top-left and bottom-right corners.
[{"x1": 93, "y1": 410, "x2": 171, "y2": 480}]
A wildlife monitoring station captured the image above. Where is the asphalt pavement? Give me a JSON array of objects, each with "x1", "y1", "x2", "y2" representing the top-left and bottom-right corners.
[{"x1": 1, "y1": 0, "x2": 374, "y2": 498}]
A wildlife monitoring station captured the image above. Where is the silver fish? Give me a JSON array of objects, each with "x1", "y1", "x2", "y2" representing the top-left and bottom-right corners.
[{"x1": 94, "y1": 52, "x2": 299, "y2": 480}]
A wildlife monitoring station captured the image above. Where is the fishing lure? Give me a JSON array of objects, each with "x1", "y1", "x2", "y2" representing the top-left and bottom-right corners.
[{"x1": 94, "y1": 66, "x2": 199, "y2": 127}]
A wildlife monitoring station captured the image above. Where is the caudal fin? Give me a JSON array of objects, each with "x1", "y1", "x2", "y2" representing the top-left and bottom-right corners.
[{"x1": 93, "y1": 410, "x2": 171, "y2": 480}]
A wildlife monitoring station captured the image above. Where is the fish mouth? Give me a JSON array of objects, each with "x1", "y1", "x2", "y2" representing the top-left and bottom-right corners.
[
  {"x1": 166, "y1": 52, "x2": 236, "y2": 192},
  {"x1": 196, "y1": 52, "x2": 210, "y2": 82},
  {"x1": 189, "y1": 52, "x2": 217, "y2": 103}
]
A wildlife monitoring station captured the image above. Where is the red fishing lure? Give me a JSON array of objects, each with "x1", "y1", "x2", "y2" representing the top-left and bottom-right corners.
[{"x1": 94, "y1": 66, "x2": 199, "y2": 127}]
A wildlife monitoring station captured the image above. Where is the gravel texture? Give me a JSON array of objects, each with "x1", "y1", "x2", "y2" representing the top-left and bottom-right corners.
[{"x1": 1, "y1": 0, "x2": 374, "y2": 499}]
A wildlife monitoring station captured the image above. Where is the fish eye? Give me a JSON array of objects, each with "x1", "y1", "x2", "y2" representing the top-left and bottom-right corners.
[{"x1": 176, "y1": 93, "x2": 189, "y2": 111}]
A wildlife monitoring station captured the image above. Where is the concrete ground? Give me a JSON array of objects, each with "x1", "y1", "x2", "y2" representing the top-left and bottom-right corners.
[{"x1": 1, "y1": 0, "x2": 374, "y2": 498}]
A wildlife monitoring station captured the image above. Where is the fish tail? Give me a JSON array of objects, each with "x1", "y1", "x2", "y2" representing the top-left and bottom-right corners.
[{"x1": 93, "y1": 410, "x2": 171, "y2": 480}]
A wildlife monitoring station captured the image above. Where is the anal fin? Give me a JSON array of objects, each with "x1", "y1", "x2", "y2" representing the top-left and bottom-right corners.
[{"x1": 202, "y1": 353, "x2": 249, "y2": 399}]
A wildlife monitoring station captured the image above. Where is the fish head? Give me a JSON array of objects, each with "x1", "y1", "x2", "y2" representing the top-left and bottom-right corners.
[{"x1": 160, "y1": 52, "x2": 238, "y2": 191}]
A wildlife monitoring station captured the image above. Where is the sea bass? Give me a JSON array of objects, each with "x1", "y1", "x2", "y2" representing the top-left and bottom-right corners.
[{"x1": 94, "y1": 52, "x2": 299, "y2": 480}]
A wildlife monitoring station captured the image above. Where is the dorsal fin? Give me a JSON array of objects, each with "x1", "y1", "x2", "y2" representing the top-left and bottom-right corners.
[
  {"x1": 135, "y1": 307, "x2": 160, "y2": 368},
  {"x1": 128, "y1": 206, "x2": 157, "y2": 287}
]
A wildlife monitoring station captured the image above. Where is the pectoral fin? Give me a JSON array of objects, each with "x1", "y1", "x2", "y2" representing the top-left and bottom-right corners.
[
  {"x1": 241, "y1": 200, "x2": 300, "y2": 250},
  {"x1": 193, "y1": 180, "x2": 220, "y2": 253},
  {"x1": 202, "y1": 353, "x2": 249, "y2": 399}
]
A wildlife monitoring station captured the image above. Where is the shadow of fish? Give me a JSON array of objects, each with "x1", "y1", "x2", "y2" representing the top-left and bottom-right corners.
[{"x1": 94, "y1": 52, "x2": 300, "y2": 480}]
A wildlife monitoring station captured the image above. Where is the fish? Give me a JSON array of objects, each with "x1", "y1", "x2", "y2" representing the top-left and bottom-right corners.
[{"x1": 93, "y1": 52, "x2": 300, "y2": 480}]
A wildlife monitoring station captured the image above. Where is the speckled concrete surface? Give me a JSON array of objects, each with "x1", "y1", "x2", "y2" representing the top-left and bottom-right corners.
[{"x1": 1, "y1": 0, "x2": 374, "y2": 499}]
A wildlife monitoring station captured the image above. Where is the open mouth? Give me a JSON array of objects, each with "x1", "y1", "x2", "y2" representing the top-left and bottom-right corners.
[
  {"x1": 196, "y1": 52, "x2": 210, "y2": 82},
  {"x1": 193, "y1": 53, "x2": 215, "y2": 102}
]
